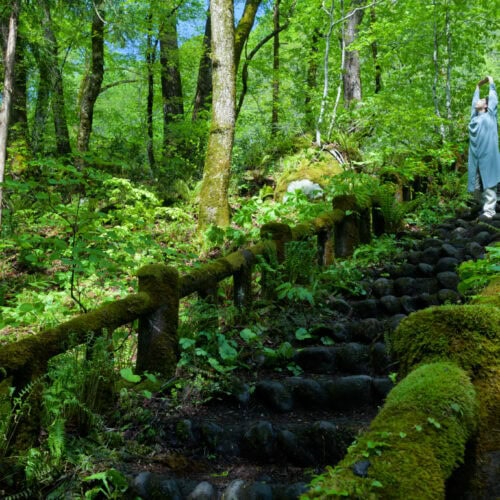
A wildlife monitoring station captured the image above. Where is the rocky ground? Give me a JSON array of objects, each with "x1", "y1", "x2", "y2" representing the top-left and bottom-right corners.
[{"x1": 112, "y1": 207, "x2": 500, "y2": 499}]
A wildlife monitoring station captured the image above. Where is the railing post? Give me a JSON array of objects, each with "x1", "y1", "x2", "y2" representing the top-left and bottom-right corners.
[
  {"x1": 136, "y1": 264, "x2": 179, "y2": 377},
  {"x1": 317, "y1": 228, "x2": 334, "y2": 266},
  {"x1": 332, "y1": 194, "x2": 361, "y2": 257},
  {"x1": 260, "y1": 222, "x2": 292, "y2": 298},
  {"x1": 233, "y1": 249, "x2": 254, "y2": 310}
]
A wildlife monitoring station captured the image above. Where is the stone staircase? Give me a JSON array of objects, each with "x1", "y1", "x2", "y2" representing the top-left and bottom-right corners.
[{"x1": 122, "y1": 210, "x2": 500, "y2": 499}]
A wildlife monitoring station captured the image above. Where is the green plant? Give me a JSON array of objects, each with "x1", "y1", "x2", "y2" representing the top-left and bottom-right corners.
[
  {"x1": 458, "y1": 245, "x2": 500, "y2": 298},
  {"x1": 83, "y1": 468, "x2": 129, "y2": 499}
]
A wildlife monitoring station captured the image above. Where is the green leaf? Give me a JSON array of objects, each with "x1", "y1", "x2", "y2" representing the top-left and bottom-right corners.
[
  {"x1": 295, "y1": 327, "x2": 312, "y2": 340},
  {"x1": 119, "y1": 367, "x2": 141, "y2": 383},
  {"x1": 240, "y1": 328, "x2": 258, "y2": 343}
]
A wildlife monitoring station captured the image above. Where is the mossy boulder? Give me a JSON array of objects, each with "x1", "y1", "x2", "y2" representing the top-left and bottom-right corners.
[
  {"x1": 303, "y1": 362, "x2": 477, "y2": 499},
  {"x1": 275, "y1": 149, "x2": 342, "y2": 200},
  {"x1": 387, "y1": 304, "x2": 499, "y2": 379}
]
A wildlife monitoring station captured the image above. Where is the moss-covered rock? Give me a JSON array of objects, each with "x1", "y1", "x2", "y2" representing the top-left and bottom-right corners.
[
  {"x1": 303, "y1": 362, "x2": 477, "y2": 499},
  {"x1": 275, "y1": 150, "x2": 342, "y2": 200},
  {"x1": 387, "y1": 304, "x2": 500, "y2": 379}
]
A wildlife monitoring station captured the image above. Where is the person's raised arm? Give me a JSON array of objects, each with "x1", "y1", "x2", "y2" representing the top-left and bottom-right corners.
[
  {"x1": 487, "y1": 76, "x2": 497, "y2": 116},
  {"x1": 471, "y1": 83, "x2": 481, "y2": 117}
]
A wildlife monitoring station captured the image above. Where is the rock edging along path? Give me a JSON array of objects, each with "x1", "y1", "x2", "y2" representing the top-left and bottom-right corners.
[{"x1": 122, "y1": 212, "x2": 499, "y2": 500}]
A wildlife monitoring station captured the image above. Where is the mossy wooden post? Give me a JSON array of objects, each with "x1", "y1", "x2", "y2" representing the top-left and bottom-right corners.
[
  {"x1": 358, "y1": 208, "x2": 372, "y2": 244},
  {"x1": 136, "y1": 264, "x2": 179, "y2": 377},
  {"x1": 260, "y1": 222, "x2": 292, "y2": 299},
  {"x1": 317, "y1": 229, "x2": 334, "y2": 266},
  {"x1": 372, "y1": 204, "x2": 386, "y2": 236},
  {"x1": 233, "y1": 249, "x2": 254, "y2": 310},
  {"x1": 332, "y1": 194, "x2": 360, "y2": 257}
]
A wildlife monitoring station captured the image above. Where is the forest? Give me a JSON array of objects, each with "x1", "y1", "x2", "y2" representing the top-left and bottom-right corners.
[{"x1": 0, "y1": 0, "x2": 499, "y2": 497}]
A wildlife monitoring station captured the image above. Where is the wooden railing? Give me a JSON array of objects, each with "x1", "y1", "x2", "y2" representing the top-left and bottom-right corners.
[{"x1": 0, "y1": 195, "x2": 387, "y2": 393}]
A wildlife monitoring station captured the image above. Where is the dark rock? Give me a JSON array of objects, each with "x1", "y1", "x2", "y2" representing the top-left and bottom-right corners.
[
  {"x1": 372, "y1": 377, "x2": 394, "y2": 402},
  {"x1": 421, "y1": 238, "x2": 443, "y2": 249},
  {"x1": 350, "y1": 318, "x2": 384, "y2": 343},
  {"x1": 440, "y1": 243, "x2": 461, "y2": 259},
  {"x1": 187, "y1": 481, "x2": 217, "y2": 500},
  {"x1": 311, "y1": 323, "x2": 350, "y2": 343},
  {"x1": 328, "y1": 297, "x2": 352, "y2": 315},
  {"x1": 436, "y1": 271, "x2": 459, "y2": 290},
  {"x1": 421, "y1": 246, "x2": 441, "y2": 264},
  {"x1": 239, "y1": 482, "x2": 274, "y2": 500},
  {"x1": 222, "y1": 480, "x2": 246, "y2": 500},
  {"x1": 372, "y1": 278, "x2": 394, "y2": 298},
  {"x1": 335, "y1": 343, "x2": 371, "y2": 374},
  {"x1": 414, "y1": 277, "x2": 439, "y2": 295},
  {"x1": 242, "y1": 421, "x2": 276, "y2": 460},
  {"x1": 416, "y1": 293, "x2": 440, "y2": 308},
  {"x1": 391, "y1": 263, "x2": 417, "y2": 278},
  {"x1": 351, "y1": 299, "x2": 380, "y2": 318},
  {"x1": 380, "y1": 295, "x2": 402, "y2": 315},
  {"x1": 277, "y1": 429, "x2": 315, "y2": 466},
  {"x1": 200, "y1": 422, "x2": 224, "y2": 450},
  {"x1": 473, "y1": 230, "x2": 492, "y2": 246},
  {"x1": 387, "y1": 314, "x2": 407, "y2": 331},
  {"x1": 407, "y1": 250, "x2": 422, "y2": 264},
  {"x1": 286, "y1": 377, "x2": 327, "y2": 408},
  {"x1": 394, "y1": 277, "x2": 417, "y2": 296},
  {"x1": 416, "y1": 262, "x2": 435, "y2": 276},
  {"x1": 435, "y1": 257, "x2": 459, "y2": 273},
  {"x1": 323, "y1": 375, "x2": 372, "y2": 410},
  {"x1": 294, "y1": 347, "x2": 336, "y2": 373},
  {"x1": 450, "y1": 226, "x2": 469, "y2": 242},
  {"x1": 255, "y1": 380, "x2": 294, "y2": 413},
  {"x1": 465, "y1": 241, "x2": 484, "y2": 259},
  {"x1": 352, "y1": 459, "x2": 371, "y2": 478},
  {"x1": 371, "y1": 342, "x2": 390, "y2": 374},
  {"x1": 307, "y1": 421, "x2": 346, "y2": 462},
  {"x1": 399, "y1": 295, "x2": 418, "y2": 314}
]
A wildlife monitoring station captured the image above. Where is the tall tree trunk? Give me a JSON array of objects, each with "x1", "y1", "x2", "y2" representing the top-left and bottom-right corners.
[
  {"x1": 370, "y1": 5, "x2": 382, "y2": 94},
  {"x1": 192, "y1": 9, "x2": 212, "y2": 121},
  {"x1": 159, "y1": 9, "x2": 184, "y2": 160},
  {"x1": 271, "y1": 0, "x2": 280, "y2": 135},
  {"x1": 0, "y1": 0, "x2": 19, "y2": 228},
  {"x1": 39, "y1": 0, "x2": 71, "y2": 156},
  {"x1": 343, "y1": 0, "x2": 365, "y2": 105},
  {"x1": 193, "y1": 0, "x2": 261, "y2": 122},
  {"x1": 432, "y1": 0, "x2": 446, "y2": 141},
  {"x1": 305, "y1": 29, "x2": 319, "y2": 131},
  {"x1": 146, "y1": 8, "x2": 157, "y2": 173},
  {"x1": 9, "y1": 36, "x2": 30, "y2": 152},
  {"x1": 76, "y1": 2, "x2": 105, "y2": 159},
  {"x1": 234, "y1": 0, "x2": 262, "y2": 72},
  {"x1": 198, "y1": 0, "x2": 235, "y2": 229},
  {"x1": 31, "y1": 44, "x2": 51, "y2": 155}
]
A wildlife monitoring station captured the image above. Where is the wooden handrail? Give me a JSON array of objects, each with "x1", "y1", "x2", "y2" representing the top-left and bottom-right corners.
[{"x1": 0, "y1": 200, "x2": 380, "y2": 389}]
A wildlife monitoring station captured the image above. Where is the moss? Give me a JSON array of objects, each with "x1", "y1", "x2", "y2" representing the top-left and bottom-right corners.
[
  {"x1": 470, "y1": 276, "x2": 500, "y2": 308},
  {"x1": 303, "y1": 362, "x2": 477, "y2": 499},
  {"x1": 137, "y1": 265, "x2": 180, "y2": 377},
  {"x1": 274, "y1": 153, "x2": 343, "y2": 200},
  {"x1": 332, "y1": 194, "x2": 359, "y2": 212},
  {"x1": 388, "y1": 304, "x2": 500, "y2": 379}
]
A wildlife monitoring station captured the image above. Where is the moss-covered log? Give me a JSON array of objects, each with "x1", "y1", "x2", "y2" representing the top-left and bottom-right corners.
[
  {"x1": 0, "y1": 292, "x2": 155, "y2": 388},
  {"x1": 136, "y1": 265, "x2": 180, "y2": 377},
  {"x1": 387, "y1": 304, "x2": 500, "y2": 497},
  {"x1": 303, "y1": 362, "x2": 477, "y2": 499}
]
